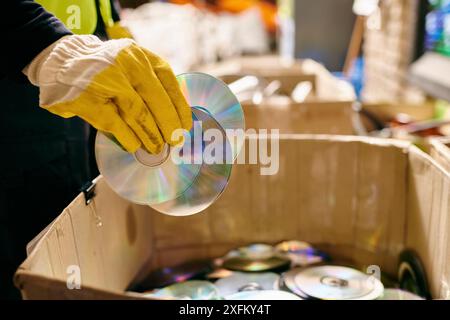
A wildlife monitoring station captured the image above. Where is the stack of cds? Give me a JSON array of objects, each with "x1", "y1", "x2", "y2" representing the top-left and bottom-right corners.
[
  {"x1": 95, "y1": 73, "x2": 245, "y2": 216},
  {"x1": 282, "y1": 266, "x2": 384, "y2": 300},
  {"x1": 132, "y1": 241, "x2": 427, "y2": 300}
]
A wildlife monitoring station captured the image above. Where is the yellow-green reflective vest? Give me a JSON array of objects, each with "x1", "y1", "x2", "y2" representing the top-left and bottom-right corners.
[{"x1": 36, "y1": 0, "x2": 114, "y2": 35}]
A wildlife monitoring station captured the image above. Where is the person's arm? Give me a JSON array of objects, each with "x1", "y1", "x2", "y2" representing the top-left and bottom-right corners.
[
  {"x1": 5, "y1": 0, "x2": 192, "y2": 154},
  {"x1": 2, "y1": 0, "x2": 72, "y2": 78}
]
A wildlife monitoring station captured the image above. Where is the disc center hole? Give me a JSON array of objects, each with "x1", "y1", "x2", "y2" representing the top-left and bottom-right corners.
[
  {"x1": 238, "y1": 282, "x2": 264, "y2": 292},
  {"x1": 320, "y1": 276, "x2": 348, "y2": 287},
  {"x1": 134, "y1": 144, "x2": 170, "y2": 167}
]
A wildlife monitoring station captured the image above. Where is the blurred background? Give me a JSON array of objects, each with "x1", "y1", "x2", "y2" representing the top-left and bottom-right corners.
[{"x1": 113, "y1": 0, "x2": 450, "y2": 147}]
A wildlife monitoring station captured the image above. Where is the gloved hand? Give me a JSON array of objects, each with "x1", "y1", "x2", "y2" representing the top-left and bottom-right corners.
[
  {"x1": 24, "y1": 35, "x2": 192, "y2": 154},
  {"x1": 106, "y1": 22, "x2": 134, "y2": 40}
]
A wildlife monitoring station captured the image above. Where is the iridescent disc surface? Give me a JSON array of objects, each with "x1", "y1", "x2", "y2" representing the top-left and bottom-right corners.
[
  {"x1": 215, "y1": 272, "x2": 280, "y2": 297},
  {"x1": 275, "y1": 241, "x2": 325, "y2": 267},
  {"x1": 150, "y1": 107, "x2": 232, "y2": 216},
  {"x1": 177, "y1": 72, "x2": 245, "y2": 160},
  {"x1": 95, "y1": 115, "x2": 202, "y2": 206},
  {"x1": 284, "y1": 266, "x2": 384, "y2": 300},
  {"x1": 222, "y1": 256, "x2": 291, "y2": 273}
]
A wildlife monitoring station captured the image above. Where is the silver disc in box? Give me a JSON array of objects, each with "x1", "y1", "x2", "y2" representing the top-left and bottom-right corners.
[
  {"x1": 95, "y1": 73, "x2": 243, "y2": 216},
  {"x1": 215, "y1": 272, "x2": 280, "y2": 297},
  {"x1": 284, "y1": 266, "x2": 384, "y2": 300}
]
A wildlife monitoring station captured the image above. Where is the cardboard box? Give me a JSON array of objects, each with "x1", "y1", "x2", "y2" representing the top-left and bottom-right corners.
[
  {"x1": 15, "y1": 135, "x2": 450, "y2": 299},
  {"x1": 201, "y1": 55, "x2": 317, "y2": 97},
  {"x1": 219, "y1": 73, "x2": 317, "y2": 97},
  {"x1": 198, "y1": 55, "x2": 310, "y2": 78},
  {"x1": 362, "y1": 102, "x2": 436, "y2": 124},
  {"x1": 360, "y1": 102, "x2": 436, "y2": 135},
  {"x1": 201, "y1": 55, "x2": 356, "y2": 102},
  {"x1": 242, "y1": 102, "x2": 355, "y2": 135},
  {"x1": 199, "y1": 55, "x2": 357, "y2": 135},
  {"x1": 218, "y1": 70, "x2": 354, "y2": 135}
]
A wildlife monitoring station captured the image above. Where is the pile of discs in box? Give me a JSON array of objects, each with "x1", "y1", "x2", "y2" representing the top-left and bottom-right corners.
[{"x1": 130, "y1": 241, "x2": 426, "y2": 300}]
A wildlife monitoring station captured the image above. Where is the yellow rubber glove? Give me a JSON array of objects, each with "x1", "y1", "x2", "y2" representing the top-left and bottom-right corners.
[
  {"x1": 106, "y1": 22, "x2": 134, "y2": 40},
  {"x1": 24, "y1": 35, "x2": 192, "y2": 154}
]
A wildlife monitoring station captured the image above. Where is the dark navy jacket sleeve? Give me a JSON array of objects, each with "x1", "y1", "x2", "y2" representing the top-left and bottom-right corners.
[{"x1": 1, "y1": 0, "x2": 72, "y2": 78}]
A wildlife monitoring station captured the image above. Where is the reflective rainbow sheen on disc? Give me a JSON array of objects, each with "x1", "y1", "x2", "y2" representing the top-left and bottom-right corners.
[
  {"x1": 177, "y1": 72, "x2": 245, "y2": 159},
  {"x1": 95, "y1": 73, "x2": 241, "y2": 215},
  {"x1": 95, "y1": 125, "x2": 201, "y2": 206},
  {"x1": 150, "y1": 107, "x2": 232, "y2": 216}
]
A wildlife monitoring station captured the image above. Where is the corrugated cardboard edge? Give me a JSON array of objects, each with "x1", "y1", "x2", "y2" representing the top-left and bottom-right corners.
[
  {"x1": 14, "y1": 272, "x2": 149, "y2": 300},
  {"x1": 15, "y1": 176, "x2": 157, "y2": 299},
  {"x1": 405, "y1": 144, "x2": 450, "y2": 298},
  {"x1": 430, "y1": 137, "x2": 450, "y2": 173}
]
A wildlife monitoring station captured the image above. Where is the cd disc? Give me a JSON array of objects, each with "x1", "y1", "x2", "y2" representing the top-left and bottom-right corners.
[
  {"x1": 275, "y1": 241, "x2": 325, "y2": 266},
  {"x1": 284, "y1": 266, "x2": 384, "y2": 300},
  {"x1": 95, "y1": 73, "x2": 242, "y2": 216},
  {"x1": 144, "y1": 280, "x2": 220, "y2": 300},
  {"x1": 132, "y1": 259, "x2": 213, "y2": 291},
  {"x1": 150, "y1": 108, "x2": 232, "y2": 215},
  {"x1": 222, "y1": 256, "x2": 291, "y2": 273},
  {"x1": 222, "y1": 244, "x2": 290, "y2": 272},
  {"x1": 95, "y1": 127, "x2": 200, "y2": 206},
  {"x1": 279, "y1": 273, "x2": 310, "y2": 299},
  {"x1": 398, "y1": 250, "x2": 431, "y2": 299},
  {"x1": 177, "y1": 72, "x2": 245, "y2": 159},
  {"x1": 226, "y1": 290, "x2": 302, "y2": 300},
  {"x1": 234, "y1": 244, "x2": 275, "y2": 260},
  {"x1": 215, "y1": 272, "x2": 280, "y2": 297},
  {"x1": 275, "y1": 241, "x2": 312, "y2": 253}
]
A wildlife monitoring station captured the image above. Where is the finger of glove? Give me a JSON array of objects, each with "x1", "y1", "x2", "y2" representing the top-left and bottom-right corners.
[
  {"x1": 47, "y1": 96, "x2": 142, "y2": 153},
  {"x1": 114, "y1": 89, "x2": 165, "y2": 154},
  {"x1": 141, "y1": 48, "x2": 193, "y2": 131},
  {"x1": 131, "y1": 71, "x2": 184, "y2": 147}
]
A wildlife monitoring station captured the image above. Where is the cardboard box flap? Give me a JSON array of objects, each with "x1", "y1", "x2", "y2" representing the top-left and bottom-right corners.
[
  {"x1": 406, "y1": 147, "x2": 450, "y2": 297},
  {"x1": 430, "y1": 137, "x2": 450, "y2": 173},
  {"x1": 17, "y1": 178, "x2": 155, "y2": 293}
]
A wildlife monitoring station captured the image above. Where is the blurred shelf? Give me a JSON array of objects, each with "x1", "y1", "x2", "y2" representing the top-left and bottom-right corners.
[{"x1": 408, "y1": 52, "x2": 450, "y2": 101}]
